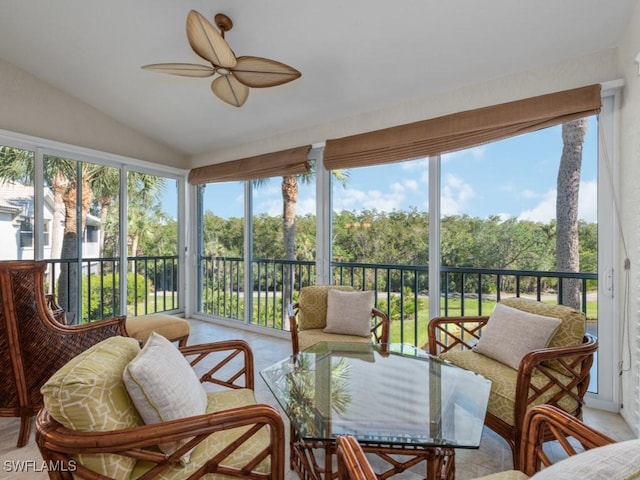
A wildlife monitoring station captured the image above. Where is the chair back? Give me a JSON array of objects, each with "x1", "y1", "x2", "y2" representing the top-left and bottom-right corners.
[
  {"x1": 297, "y1": 285, "x2": 354, "y2": 330},
  {"x1": 336, "y1": 435, "x2": 377, "y2": 480}
]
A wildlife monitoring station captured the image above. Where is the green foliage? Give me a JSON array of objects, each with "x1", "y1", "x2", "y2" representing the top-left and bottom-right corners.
[{"x1": 82, "y1": 272, "x2": 152, "y2": 322}]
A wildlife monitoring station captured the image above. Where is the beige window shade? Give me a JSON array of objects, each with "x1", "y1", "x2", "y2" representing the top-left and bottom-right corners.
[
  {"x1": 188, "y1": 145, "x2": 312, "y2": 184},
  {"x1": 324, "y1": 85, "x2": 601, "y2": 170}
]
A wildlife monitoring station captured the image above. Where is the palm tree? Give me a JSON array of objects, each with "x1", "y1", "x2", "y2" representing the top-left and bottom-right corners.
[
  {"x1": 0, "y1": 150, "x2": 166, "y2": 322},
  {"x1": 280, "y1": 166, "x2": 349, "y2": 307},
  {"x1": 556, "y1": 118, "x2": 588, "y2": 309}
]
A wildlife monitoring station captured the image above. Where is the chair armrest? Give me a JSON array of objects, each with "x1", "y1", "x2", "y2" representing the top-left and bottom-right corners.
[
  {"x1": 427, "y1": 316, "x2": 489, "y2": 354},
  {"x1": 337, "y1": 435, "x2": 377, "y2": 480},
  {"x1": 179, "y1": 340, "x2": 255, "y2": 390},
  {"x1": 520, "y1": 404, "x2": 615, "y2": 476},
  {"x1": 36, "y1": 404, "x2": 285, "y2": 480},
  {"x1": 289, "y1": 302, "x2": 301, "y2": 354},
  {"x1": 371, "y1": 308, "x2": 390, "y2": 345},
  {"x1": 513, "y1": 335, "x2": 598, "y2": 440}
]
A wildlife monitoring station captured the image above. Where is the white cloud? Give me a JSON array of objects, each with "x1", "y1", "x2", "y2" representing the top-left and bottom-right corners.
[
  {"x1": 441, "y1": 174, "x2": 474, "y2": 215},
  {"x1": 519, "y1": 189, "x2": 556, "y2": 222},
  {"x1": 518, "y1": 180, "x2": 597, "y2": 223}
]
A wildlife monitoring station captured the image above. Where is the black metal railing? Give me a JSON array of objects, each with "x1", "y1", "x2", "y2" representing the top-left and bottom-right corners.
[
  {"x1": 46, "y1": 254, "x2": 598, "y2": 346},
  {"x1": 45, "y1": 255, "x2": 179, "y2": 324},
  {"x1": 199, "y1": 257, "x2": 598, "y2": 347}
]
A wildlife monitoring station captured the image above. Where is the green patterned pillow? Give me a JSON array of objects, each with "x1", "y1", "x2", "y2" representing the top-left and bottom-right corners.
[
  {"x1": 297, "y1": 285, "x2": 354, "y2": 330},
  {"x1": 41, "y1": 336, "x2": 143, "y2": 480}
]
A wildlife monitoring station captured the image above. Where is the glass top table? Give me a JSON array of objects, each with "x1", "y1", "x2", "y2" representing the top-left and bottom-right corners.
[{"x1": 260, "y1": 341, "x2": 492, "y2": 480}]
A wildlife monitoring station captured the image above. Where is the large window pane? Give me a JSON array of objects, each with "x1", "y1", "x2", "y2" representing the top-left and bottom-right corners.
[
  {"x1": 439, "y1": 116, "x2": 598, "y2": 390},
  {"x1": 331, "y1": 159, "x2": 429, "y2": 346},
  {"x1": 0, "y1": 146, "x2": 35, "y2": 260},
  {"x1": 252, "y1": 166, "x2": 317, "y2": 329},
  {"x1": 198, "y1": 181, "x2": 245, "y2": 320},
  {"x1": 126, "y1": 173, "x2": 178, "y2": 315},
  {"x1": 44, "y1": 156, "x2": 122, "y2": 324}
]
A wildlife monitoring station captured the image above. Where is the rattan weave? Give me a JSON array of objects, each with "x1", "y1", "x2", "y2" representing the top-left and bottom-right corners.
[{"x1": 0, "y1": 260, "x2": 126, "y2": 447}]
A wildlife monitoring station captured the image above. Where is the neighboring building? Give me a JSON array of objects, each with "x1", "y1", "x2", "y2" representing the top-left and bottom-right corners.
[{"x1": 0, "y1": 181, "x2": 100, "y2": 261}]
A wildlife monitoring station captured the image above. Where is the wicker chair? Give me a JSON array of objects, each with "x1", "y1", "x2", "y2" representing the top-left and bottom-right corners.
[
  {"x1": 0, "y1": 260, "x2": 127, "y2": 448},
  {"x1": 289, "y1": 285, "x2": 390, "y2": 355},
  {"x1": 427, "y1": 297, "x2": 598, "y2": 470},
  {"x1": 336, "y1": 405, "x2": 624, "y2": 480},
  {"x1": 35, "y1": 335, "x2": 285, "y2": 480}
]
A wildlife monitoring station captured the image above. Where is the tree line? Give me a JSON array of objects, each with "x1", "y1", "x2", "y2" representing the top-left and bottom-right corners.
[{"x1": 201, "y1": 208, "x2": 597, "y2": 274}]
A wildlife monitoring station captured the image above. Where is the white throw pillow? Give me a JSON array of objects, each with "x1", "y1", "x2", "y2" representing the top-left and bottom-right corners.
[
  {"x1": 323, "y1": 289, "x2": 375, "y2": 337},
  {"x1": 530, "y1": 439, "x2": 640, "y2": 480},
  {"x1": 472, "y1": 303, "x2": 562, "y2": 369},
  {"x1": 123, "y1": 332, "x2": 207, "y2": 463}
]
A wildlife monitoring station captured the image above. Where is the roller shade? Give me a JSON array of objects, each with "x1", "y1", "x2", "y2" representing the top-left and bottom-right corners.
[
  {"x1": 188, "y1": 145, "x2": 312, "y2": 184},
  {"x1": 324, "y1": 85, "x2": 601, "y2": 170}
]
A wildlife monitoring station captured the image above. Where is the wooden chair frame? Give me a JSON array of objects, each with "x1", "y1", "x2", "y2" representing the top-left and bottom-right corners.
[
  {"x1": 36, "y1": 340, "x2": 286, "y2": 480},
  {"x1": 335, "y1": 405, "x2": 615, "y2": 480},
  {"x1": 288, "y1": 302, "x2": 390, "y2": 355},
  {"x1": 519, "y1": 404, "x2": 614, "y2": 476},
  {"x1": 0, "y1": 260, "x2": 127, "y2": 448},
  {"x1": 427, "y1": 315, "x2": 598, "y2": 469}
]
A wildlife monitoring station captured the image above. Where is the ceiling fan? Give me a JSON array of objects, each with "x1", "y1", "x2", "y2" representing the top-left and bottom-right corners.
[{"x1": 142, "y1": 10, "x2": 301, "y2": 107}]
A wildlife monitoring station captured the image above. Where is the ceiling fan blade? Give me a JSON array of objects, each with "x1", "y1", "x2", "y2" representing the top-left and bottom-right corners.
[
  {"x1": 141, "y1": 63, "x2": 215, "y2": 77},
  {"x1": 186, "y1": 10, "x2": 237, "y2": 69},
  {"x1": 232, "y1": 56, "x2": 302, "y2": 88},
  {"x1": 212, "y1": 75, "x2": 249, "y2": 107}
]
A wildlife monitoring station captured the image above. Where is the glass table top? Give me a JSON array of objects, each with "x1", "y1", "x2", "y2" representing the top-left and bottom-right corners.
[{"x1": 260, "y1": 342, "x2": 491, "y2": 448}]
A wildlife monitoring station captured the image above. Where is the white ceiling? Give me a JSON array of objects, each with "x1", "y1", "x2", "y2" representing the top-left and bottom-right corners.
[{"x1": 0, "y1": 0, "x2": 636, "y2": 157}]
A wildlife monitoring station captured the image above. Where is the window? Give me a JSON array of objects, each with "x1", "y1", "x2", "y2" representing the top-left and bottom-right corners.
[{"x1": 331, "y1": 159, "x2": 429, "y2": 345}]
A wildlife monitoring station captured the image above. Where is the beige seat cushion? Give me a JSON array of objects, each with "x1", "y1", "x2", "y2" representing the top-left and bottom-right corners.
[
  {"x1": 126, "y1": 314, "x2": 190, "y2": 343},
  {"x1": 297, "y1": 285, "x2": 354, "y2": 330},
  {"x1": 297, "y1": 329, "x2": 374, "y2": 352},
  {"x1": 471, "y1": 471, "x2": 529, "y2": 480},
  {"x1": 441, "y1": 350, "x2": 579, "y2": 426},
  {"x1": 41, "y1": 336, "x2": 143, "y2": 480},
  {"x1": 530, "y1": 438, "x2": 640, "y2": 479},
  {"x1": 130, "y1": 389, "x2": 272, "y2": 480}
]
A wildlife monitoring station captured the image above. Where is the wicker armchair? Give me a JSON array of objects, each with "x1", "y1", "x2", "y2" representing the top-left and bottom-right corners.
[
  {"x1": 336, "y1": 405, "x2": 625, "y2": 480},
  {"x1": 289, "y1": 285, "x2": 390, "y2": 355},
  {"x1": 35, "y1": 335, "x2": 285, "y2": 480},
  {"x1": 427, "y1": 297, "x2": 598, "y2": 469},
  {"x1": 0, "y1": 260, "x2": 126, "y2": 448}
]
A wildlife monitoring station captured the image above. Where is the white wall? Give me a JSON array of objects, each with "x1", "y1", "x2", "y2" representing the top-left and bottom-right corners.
[
  {"x1": 617, "y1": 0, "x2": 640, "y2": 436},
  {"x1": 0, "y1": 58, "x2": 186, "y2": 169}
]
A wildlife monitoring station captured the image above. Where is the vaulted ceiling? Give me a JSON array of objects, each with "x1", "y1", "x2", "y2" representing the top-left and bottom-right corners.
[{"x1": 0, "y1": 0, "x2": 636, "y2": 158}]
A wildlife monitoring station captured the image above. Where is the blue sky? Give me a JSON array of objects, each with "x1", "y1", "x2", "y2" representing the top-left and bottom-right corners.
[{"x1": 200, "y1": 116, "x2": 598, "y2": 223}]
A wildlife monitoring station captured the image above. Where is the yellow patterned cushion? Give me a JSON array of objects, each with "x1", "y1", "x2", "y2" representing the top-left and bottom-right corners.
[
  {"x1": 442, "y1": 350, "x2": 579, "y2": 426},
  {"x1": 41, "y1": 336, "x2": 143, "y2": 480},
  {"x1": 297, "y1": 285, "x2": 354, "y2": 330},
  {"x1": 131, "y1": 389, "x2": 271, "y2": 480},
  {"x1": 472, "y1": 471, "x2": 529, "y2": 480},
  {"x1": 500, "y1": 298, "x2": 586, "y2": 375},
  {"x1": 297, "y1": 329, "x2": 373, "y2": 352}
]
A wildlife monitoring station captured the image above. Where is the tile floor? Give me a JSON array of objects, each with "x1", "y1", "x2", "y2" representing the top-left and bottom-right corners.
[{"x1": 0, "y1": 318, "x2": 635, "y2": 479}]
